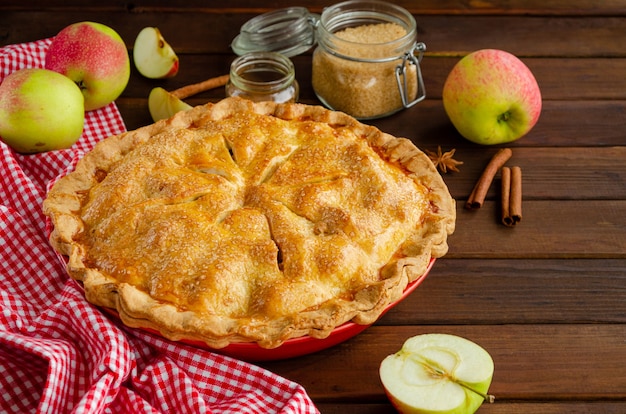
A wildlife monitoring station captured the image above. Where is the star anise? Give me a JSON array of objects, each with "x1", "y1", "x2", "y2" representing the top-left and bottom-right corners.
[{"x1": 426, "y1": 146, "x2": 463, "y2": 173}]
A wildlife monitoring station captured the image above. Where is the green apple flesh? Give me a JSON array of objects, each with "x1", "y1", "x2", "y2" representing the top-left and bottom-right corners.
[
  {"x1": 45, "y1": 21, "x2": 130, "y2": 111},
  {"x1": 443, "y1": 49, "x2": 542, "y2": 145},
  {"x1": 133, "y1": 27, "x2": 179, "y2": 79},
  {"x1": 0, "y1": 68, "x2": 84, "y2": 154},
  {"x1": 380, "y1": 333, "x2": 494, "y2": 414},
  {"x1": 148, "y1": 87, "x2": 193, "y2": 122}
]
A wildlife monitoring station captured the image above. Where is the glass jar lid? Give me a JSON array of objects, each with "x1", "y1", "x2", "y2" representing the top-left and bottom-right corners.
[{"x1": 231, "y1": 7, "x2": 319, "y2": 58}]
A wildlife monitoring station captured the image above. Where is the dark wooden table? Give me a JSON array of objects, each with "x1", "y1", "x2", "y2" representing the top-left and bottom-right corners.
[{"x1": 2, "y1": 1, "x2": 625, "y2": 413}]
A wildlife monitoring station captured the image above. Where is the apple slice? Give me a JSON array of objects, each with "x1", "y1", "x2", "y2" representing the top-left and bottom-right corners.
[
  {"x1": 148, "y1": 87, "x2": 193, "y2": 122},
  {"x1": 380, "y1": 333, "x2": 495, "y2": 414},
  {"x1": 147, "y1": 75, "x2": 230, "y2": 122},
  {"x1": 133, "y1": 27, "x2": 179, "y2": 79}
]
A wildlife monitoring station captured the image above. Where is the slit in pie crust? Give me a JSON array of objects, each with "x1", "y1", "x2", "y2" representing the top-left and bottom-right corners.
[{"x1": 44, "y1": 97, "x2": 455, "y2": 349}]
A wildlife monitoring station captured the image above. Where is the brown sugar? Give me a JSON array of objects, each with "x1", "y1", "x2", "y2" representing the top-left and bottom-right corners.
[{"x1": 312, "y1": 22, "x2": 418, "y2": 119}]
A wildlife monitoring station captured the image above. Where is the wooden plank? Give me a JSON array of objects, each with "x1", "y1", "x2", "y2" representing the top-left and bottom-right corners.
[
  {"x1": 2, "y1": 13, "x2": 626, "y2": 58},
  {"x1": 417, "y1": 16, "x2": 626, "y2": 57},
  {"x1": 378, "y1": 258, "x2": 626, "y2": 324},
  {"x1": 447, "y1": 200, "x2": 626, "y2": 259},
  {"x1": 259, "y1": 324, "x2": 626, "y2": 401}
]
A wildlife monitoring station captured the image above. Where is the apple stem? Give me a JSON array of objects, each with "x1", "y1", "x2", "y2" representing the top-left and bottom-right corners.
[
  {"x1": 411, "y1": 354, "x2": 495, "y2": 403},
  {"x1": 171, "y1": 74, "x2": 230, "y2": 99},
  {"x1": 457, "y1": 381, "x2": 496, "y2": 403},
  {"x1": 497, "y1": 111, "x2": 511, "y2": 123}
]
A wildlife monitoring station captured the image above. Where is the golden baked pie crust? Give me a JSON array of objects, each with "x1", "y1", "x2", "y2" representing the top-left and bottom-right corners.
[{"x1": 44, "y1": 97, "x2": 455, "y2": 349}]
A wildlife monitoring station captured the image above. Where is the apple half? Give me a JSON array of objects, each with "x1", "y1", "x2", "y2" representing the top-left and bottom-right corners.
[
  {"x1": 133, "y1": 27, "x2": 179, "y2": 79},
  {"x1": 148, "y1": 87, "x2": 193, "y2": 122},
  {"x1": 380, "y1": 333, "x2": 495, "y2": 414}
]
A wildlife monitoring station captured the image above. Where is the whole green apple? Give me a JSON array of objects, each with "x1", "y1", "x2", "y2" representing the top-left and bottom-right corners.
[
  {"x1": 443, "y1": 49, "x2": 542, "y2": 145},
  {"x1": 0, "y1": 68, "x2": 85, "y2": 154},
  {"x1": 45, "y1": 21, "x2": 130, "y2": 111},
  {"x1": 380, "y1": 333, "x2": 495, "y2": 414}
]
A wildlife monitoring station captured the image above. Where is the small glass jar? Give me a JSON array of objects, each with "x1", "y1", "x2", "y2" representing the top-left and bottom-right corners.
[
  {"x1": 312, "y1": 0, "x2": 426, "y2": 119},
  {"x1": 226, "y1": 51, "x2": 299, "y2": 103}
]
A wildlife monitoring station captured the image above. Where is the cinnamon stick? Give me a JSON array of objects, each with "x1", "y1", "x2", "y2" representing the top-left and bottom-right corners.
[
  {"x1": 501, "y1": 166, "x2": 512, "y2": 224},
  {"x1": 510, "y1": 166, "x2": 523, "y2": 224},
  {"x1": 171, "y1": 74, "x2": 230, "y2": 99},
  {"x1": 466, "y1": 148, "x2": 513, "y2": 209},
  {"x1": 501, "y1": 166, "x2": 522, "y2": 226}
]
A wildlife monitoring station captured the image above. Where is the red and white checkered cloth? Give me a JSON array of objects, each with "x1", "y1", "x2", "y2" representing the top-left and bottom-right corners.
[{"x1": 0, "y1": 39, "x2": 319, "y2": 414}]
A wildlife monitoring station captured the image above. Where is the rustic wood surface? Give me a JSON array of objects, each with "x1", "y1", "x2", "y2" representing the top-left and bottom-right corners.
[{"x1": 2, "y1": 1, "x2": 625, "y2": 413}]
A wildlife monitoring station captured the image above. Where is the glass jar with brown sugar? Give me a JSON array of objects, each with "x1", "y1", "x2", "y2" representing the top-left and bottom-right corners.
[{"x1": 312, "y1": 0, "x2": 426, "y2": 120}]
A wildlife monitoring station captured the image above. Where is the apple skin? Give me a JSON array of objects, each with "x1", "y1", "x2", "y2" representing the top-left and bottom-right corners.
[
  {"x1": 148, "y1": 87, "x2": 192, "y2": 122},
  {"x1": 0, "y1": 68, "x2": 85, "y2": 154},
  {"x1": 442, "y1": 49, "x2": 542, "y2": 145},
  {"x1": 45, "y1": 21, "x2": 130, "y2": 111},
  {"x1": 380, "y1": 333, "x2": 494, "y2": 414},
  {"x1": 133, "y1": 27, "x2": 179, "y2": 79}
]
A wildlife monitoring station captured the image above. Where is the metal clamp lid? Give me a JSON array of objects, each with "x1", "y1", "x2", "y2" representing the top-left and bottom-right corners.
[
  {"x1": 395, "y1": 42, "x2": 427, "y2": 108},
  {"x1": 231, "y1": 7, "x2": 319, "y2": 58}
]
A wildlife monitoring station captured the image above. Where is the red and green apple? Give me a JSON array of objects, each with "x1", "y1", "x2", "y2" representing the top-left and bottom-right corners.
[
  {"x1": 443, "y1": 49, "x2": 542, "y2": 145},
  {"x1": 45, "y1": 21, "x2": 130, "y2": 111}
]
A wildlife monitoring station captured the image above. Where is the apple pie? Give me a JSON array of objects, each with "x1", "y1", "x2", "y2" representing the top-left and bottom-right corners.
[{"x1": 44, "y1": 97, "x2": 455, "y2": 349}]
